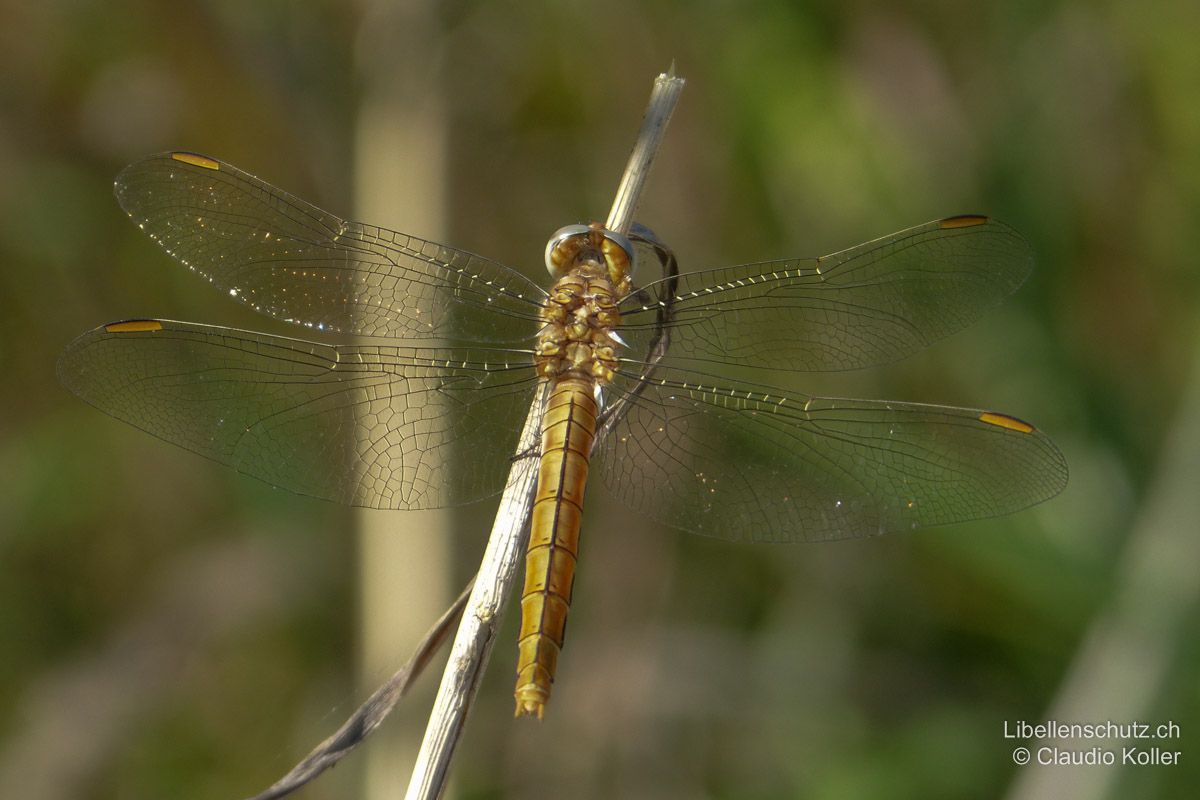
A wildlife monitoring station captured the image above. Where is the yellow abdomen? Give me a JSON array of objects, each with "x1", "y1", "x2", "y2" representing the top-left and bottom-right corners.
[{"x1": 514, "y1": 374, "x2": 597, "y2": 718}]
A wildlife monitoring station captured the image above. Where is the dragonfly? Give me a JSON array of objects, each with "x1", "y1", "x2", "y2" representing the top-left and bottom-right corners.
[{"x1": 59, "y1": 151, "x2": 1068, "y2": 719}]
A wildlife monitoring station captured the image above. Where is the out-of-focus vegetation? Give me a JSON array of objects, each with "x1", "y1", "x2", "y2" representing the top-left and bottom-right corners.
[{"x1": 1, "y1": 1, "x2": 1197, "y2": 798}]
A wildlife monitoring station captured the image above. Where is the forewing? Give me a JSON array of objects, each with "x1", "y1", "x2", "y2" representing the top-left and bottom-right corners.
[
  {"x1": 115, "y1": 153, "x2": 545, "y2": 341},
  {"x1": 594, "y1": 366, "x2": 1067, "y2": 542},
  {"x1": 618, "y1": 216, "x2": 1032, "y2": 372},
  {"x1": 58, "y1": 319, "x2": 540, "y2": 509}
]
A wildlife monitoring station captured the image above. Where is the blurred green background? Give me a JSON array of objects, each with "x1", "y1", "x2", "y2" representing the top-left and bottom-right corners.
[{"x1": 2, "y1": 1, "x2": 1198, "y2": 798}]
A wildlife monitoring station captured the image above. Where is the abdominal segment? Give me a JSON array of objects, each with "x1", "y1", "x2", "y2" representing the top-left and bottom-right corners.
[{"x1": 514, "y1": 375, "x2": 597, "y2": 718}]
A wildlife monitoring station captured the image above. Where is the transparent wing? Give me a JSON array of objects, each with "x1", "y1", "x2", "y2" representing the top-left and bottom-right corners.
[
  {"x1": 617, "y1": 216, "x2": 1032, "y2": 372},
  {"x1": 58, "y1": 319, "x2": 540, "y2": 509},
  {"x1": 593, "y1": 365, "x2": 1067, "y2": 542},
  {"x1": 114, "y1": 153, "x2": 546, "y2": 341}
]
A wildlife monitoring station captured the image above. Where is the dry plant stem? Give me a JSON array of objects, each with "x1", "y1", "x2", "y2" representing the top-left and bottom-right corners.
[
  {"x1": 605, "y1": 68, "x2": 686, "y2": 236},
  {"x1": 403, "y1": 383, "x2": 547, "y2": 800},
  {"x1": 247, "y1": 581, "x2": 475, "y2": 800},
  {"x1": 404, "y1": 67, "x2": 685, "y2": 800}
]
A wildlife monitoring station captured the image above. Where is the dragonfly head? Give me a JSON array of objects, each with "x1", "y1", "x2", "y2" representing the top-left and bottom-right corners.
[{"x1": 544, "y1": 223, "x2": 635, "y2": 293}]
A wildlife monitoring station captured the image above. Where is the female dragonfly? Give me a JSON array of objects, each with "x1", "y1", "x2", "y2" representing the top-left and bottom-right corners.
[{"x1": 59, "y1": 152, "x2": 1068, "y2": 718}]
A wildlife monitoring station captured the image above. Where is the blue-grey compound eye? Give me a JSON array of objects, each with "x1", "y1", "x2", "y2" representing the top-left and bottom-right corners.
[
  {"x1": 544, "y1": 224, "x2": 636, "y2": 280},
  {"x1": 601, "y1": 229, "x2": 636, "y2": 278},
  {"x1": 544, "y1": 224, "x2": 592, "y2": 276}
]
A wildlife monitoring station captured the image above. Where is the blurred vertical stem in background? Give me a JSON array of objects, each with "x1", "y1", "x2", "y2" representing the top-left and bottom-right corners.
[
  {"x1": 354, "y1": 1, "x2": 451, "y2": 797},
  {"x1": 1005, "y1": 321, "x2": 1200, "y2": 800}
]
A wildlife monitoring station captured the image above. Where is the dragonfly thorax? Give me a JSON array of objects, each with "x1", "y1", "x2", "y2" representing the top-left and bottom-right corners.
[{"x1": 535, "y1": 263, "x2": 622, "y2": 384}]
